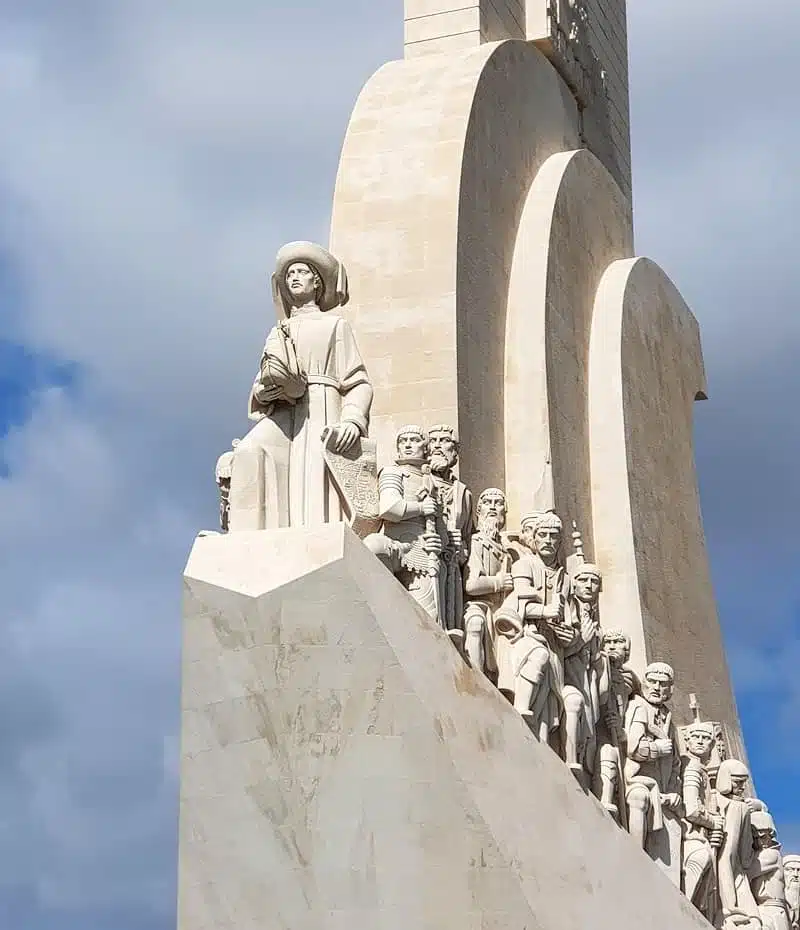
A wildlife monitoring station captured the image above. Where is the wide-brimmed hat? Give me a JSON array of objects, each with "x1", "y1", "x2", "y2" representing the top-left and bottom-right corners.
[{"x1": 272, "y1": 241, "x2": 349, "y2": 315}]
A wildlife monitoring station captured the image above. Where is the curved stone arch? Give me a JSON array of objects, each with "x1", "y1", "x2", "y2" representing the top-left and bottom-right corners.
[
  {"x1": 588, "y1": 257, "x2": 744, "y2": 756},
  {"x1": 503, "y1": 148, "x2": 632, "y2": 535},
  {"x1": 330, "y1": 39, "x2": 581, "y2": 490}
]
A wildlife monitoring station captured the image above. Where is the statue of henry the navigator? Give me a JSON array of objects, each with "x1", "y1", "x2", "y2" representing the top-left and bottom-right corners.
[{"x1": 229, "y1": 241, "x2": 373, "y2": 529}]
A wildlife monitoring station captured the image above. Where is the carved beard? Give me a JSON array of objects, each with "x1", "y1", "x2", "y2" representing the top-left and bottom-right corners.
[
  {"x1": 429, "y1": 450, "x2": 456, "y2": 476},
  {"x1": 478, "y1": 514, "x2": 502, "y2": 539}
]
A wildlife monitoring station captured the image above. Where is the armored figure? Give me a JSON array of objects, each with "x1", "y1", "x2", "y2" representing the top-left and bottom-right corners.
[
  {"x1": 624, "y1": 662, "x2": 684, "y2": 886},
  {"x1": 749, "y1": 809, "x2": 791, "y2": 930},
  {"x1": 363, "y1": 426, "x2": 444, "y2": 621},
  {"x1": 494, "y1": 511, "x2": 578, "y2": 741},
  {"x1": 426, "y1": 425, "x2": 473, "y2": 634},
  {"x1": 462, "y1": 488, "x2": 514, "y2": 676},
  {"x1": 681, "y1": 719, "x2": 725, "y2": 921}
]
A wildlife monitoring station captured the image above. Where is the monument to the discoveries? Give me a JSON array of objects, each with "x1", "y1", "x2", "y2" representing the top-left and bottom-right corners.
[{"x1": 181, "y1": 2, "x2": 798, "y2": 929}]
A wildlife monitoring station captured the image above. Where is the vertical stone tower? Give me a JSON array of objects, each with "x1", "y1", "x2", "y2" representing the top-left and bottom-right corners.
[{"x1": 404, "y1": 0, "x2": 631, "y2": 197}]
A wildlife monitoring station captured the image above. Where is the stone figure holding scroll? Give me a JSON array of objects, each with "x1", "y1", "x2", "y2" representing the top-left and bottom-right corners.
[
  {"x1": 462, "y1": 488, "x2": 514, "y2": 675},
  {"x1": 624, "y1": 662, "x2": 684, "y2": 886},
  {"x1": 364, "y1": 426, "x2": 444, "y2": 621},
  {"x1": 229, "y1": 241, "x2": 373, "y2": 529}
]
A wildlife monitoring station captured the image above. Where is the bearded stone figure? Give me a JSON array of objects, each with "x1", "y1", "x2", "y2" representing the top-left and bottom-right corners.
[
  {"x1": 426, "y1": 425, "x2": 473, "y2": 633},
  {"x1": 784, "y1": 856, "x2": 800, "y2": 930},
  {"x1": 462, "y1": 488, "x2": 514, "y2": 676},
  {"x1": 229, "y1": 242, "x2": 373, "y2": 529}
]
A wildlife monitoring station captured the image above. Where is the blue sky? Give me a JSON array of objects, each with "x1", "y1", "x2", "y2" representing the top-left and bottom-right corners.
[{"x1": 0, "y1": 2, "x2": 797, "y2": 928}]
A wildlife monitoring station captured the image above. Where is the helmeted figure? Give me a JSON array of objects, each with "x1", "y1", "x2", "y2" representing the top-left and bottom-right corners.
[
  {"x1": 748, "y1": 809, "x2": 791, "y2": 930},
  {"x1": 716, "y1": 758, "x2": 761, "y2": 929},
  {"x1": 363, "y1": 426, "x2": 444, "y2": 621},
  {"x1": 681, "y1": 719, "x2": 725, "y2": 922},
  {"x1": 494, "y1": 511, "x2": 578, "y2": 741},
  {"x1": 426, "y1": 425, "x2": 473, "y2": 634},
  {"x1": 783, "y1": 855, "x2": 800, "y2": 930},
  {"x1": 462, "y1": 488, "x2": 514, "y2": 676},
  {"x1": 624, "y1": 661, "x2": 684, "y2": 887},
  {"x1": 230, "y1": 242, "x2": 373, "y2": 529}
]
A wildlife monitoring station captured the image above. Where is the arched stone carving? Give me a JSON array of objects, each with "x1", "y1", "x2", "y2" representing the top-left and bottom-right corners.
[
  {"x1": 330, "y1": 39, "x2": 581, "y2": 492},
  {"x1": 504, "y1": 147, "x2": 632, "y2": 535},
  {"x1": 588, "y1": 257, "x2": 744, "y2": 757}
]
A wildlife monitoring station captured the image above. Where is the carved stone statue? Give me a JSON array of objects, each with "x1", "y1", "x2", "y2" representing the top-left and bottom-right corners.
[
  {"x1": 561, "y1": 554, "x2": 603, "y2": 789},
  {"x1": 214, "y1": 438, "x2": 240, "y2": 531},
  {"x1": 594, "y1": 628, "x2": 636, "y2": 825},
  {"x1": 363, "y1": 426, "x2": 443, "y2": 621},
  {"x1": 783, "y1": 855, "x2": 800, "y2": 930},
  {"x1": 462, "y1": 488, "x2": 514, "y2": 675},
  {"x1": 624, "y1": 661, "x2": 684, "y2": 886},
  {"x1": 749, "y1": 809, "x2": 792, "y2": 930},
  {"x1": 229, "y1": 242, "x2": 373, "y2": 529},
  {"x1": 426, "y1": 425, "x2": 473, "y2": 633},
  {"x1": 494, "y1": 511, "x2": 577, "y2": 741},
  {"x1": 716, "y1": 759, "x2": 761, "y2": 929},
  {"x1": 681, "y1": 718, "x2": 725, "y2": 921}
]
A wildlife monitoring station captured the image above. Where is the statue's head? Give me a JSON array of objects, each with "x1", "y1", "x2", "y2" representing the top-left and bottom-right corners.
[
  {"x1": 751, "y1": 809, "x2": 780, "y2": 850},
  {"x1": 684, "y1": 720, "x2": 716, "y2": 761},
  {"x1": 476, "y1": 488, "x2": 507, "y2": 535},
  {"x1": 395, "y1": 425, "x2": 428, "y2": 467},
  {"x1": 428, "y1": 425, "x2": 459, "y2": 476},
  {"x1": 784, "y1": 855, "x2": 800, "y2": 884},
  {"x1": 573, "y1": 564, "x2": 602, "y2": 603},
  {"x1": 600, "y1": 628, "x2": 631, "y2": 666},
  {"x1": 520, "y1": 511, "x2": 562, "y2": 563},
  {"x1": 641, "y1": 662, "x2": 674, "y2": 706},
  {"x1": 272, "y1": 241, "x2": 349, "y2": 317},
  {"x1": 716, "y1": 758, "x2": 751, "y2": 799}
]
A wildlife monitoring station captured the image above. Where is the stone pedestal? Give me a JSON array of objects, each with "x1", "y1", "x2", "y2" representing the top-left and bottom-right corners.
[{"x1": 180, "y1": 524, "x2": 712, "y2": 930}]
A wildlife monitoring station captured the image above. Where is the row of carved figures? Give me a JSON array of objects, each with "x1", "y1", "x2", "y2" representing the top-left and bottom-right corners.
[
  {"x1": 216, "y1": 421, "x2": 800, "y2": 930},
  {"x1": 212, "y1": 242, "x2": 796, "y2": 929}
]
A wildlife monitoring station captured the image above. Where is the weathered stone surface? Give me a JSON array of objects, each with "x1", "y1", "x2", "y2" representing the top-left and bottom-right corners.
[
  {"x1": 588, "y1": 257, "x2": 744, "y2": 758},
  {"x1": 179, "y1": 524, "x2": 713, "y2": 930}
]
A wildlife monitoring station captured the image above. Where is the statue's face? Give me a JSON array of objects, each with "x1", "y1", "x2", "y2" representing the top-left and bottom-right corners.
[
  {"x1": 785, "y1": 861, "x2": 800, "y2": 885},
  {"x1": 642, "y1": 671, "x2": 673, "y2": 706},
  {"x1": 573, "y1": 572, "x2": 601, "y2": 602},
  {"x1": 477, "y1": 491, "x2": 507, "y2": 532},
  {"x1": 686, "y1": 728, "x2": 714, "y2": 759},
  {"x1": 603, "y1": 632, "x2": 630, "y2": 665},
  {"x1": 533, "y1": 525, "x2": 561, "y2": 561},
  {"x1": 428, "y1": 431, "x2": 458, "y2": 472},
  {"x1": 285, "y1": 262, "x2": 319, "y2": 304},
  {"x1": 754, "y1": 825, "x2": 780, "y2": 850},
  {"x1": 396, "y1": 431, "x2": 427, "y2": 464},
  {"x1": 729, "y1": 773, "x2": 749, "y2": 799}
]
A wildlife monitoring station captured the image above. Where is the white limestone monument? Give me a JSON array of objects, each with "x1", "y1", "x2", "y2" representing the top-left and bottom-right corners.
[{"x1": 180, "y1": 2, "x2": 796, "y2": 929}]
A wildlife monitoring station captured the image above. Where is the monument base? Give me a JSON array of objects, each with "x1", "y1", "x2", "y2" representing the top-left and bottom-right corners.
[{"x1": 180, "y1": 524, "x2": 708, "y2": 930}]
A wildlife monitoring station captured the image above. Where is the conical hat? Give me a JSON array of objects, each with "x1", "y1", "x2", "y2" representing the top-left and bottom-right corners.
[{"x1": 272, "y1": 241, "x2": 349, "y2": 315}]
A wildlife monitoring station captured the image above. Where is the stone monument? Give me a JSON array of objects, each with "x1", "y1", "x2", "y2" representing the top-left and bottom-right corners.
[{"x1": 177, "y1": 3, "x2": 785, "y2": 929}]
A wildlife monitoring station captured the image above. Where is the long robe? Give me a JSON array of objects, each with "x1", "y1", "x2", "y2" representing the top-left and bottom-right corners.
[{"x1": 236, "y1": 307, "x2": 371, "y2": 528}]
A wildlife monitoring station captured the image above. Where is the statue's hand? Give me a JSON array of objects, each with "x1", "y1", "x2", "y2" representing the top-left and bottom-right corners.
[
  {"x1": 331, "y1": 421, "x2": 361, "y2": 453},
  {"x1": 660, "y1": 792, "x2": 682, "y2": 813},
  {"x1": 420, "y1": 496, "x2": 437, "y2": 518},
  {"x1": 422, "y1": 532, "x2": 442, "y2": 556},
  {"x1": 653, "y1": 737, "x2": 673, "y2": 758},
  {"x1": 498, "y1": 573, "x2": 514, "y2": 594},
  {"x1": 709, "y1": 828, "x2": 724, "y2": 849}
]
